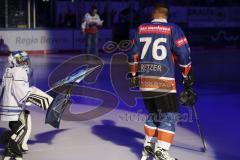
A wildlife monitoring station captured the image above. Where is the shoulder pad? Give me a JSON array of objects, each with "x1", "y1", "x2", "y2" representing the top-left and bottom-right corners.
[{"x1": 12, "y1": 67, "x2": 28, "y2": 81}]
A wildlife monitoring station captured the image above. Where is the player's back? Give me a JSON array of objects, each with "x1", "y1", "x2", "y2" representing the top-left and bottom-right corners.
[
  {"x1": 138, "y1": 20, "x2": 176, "y2": 76},
  {"x1": 131, "y1": 19, "x2": 191, "y2": 93}
]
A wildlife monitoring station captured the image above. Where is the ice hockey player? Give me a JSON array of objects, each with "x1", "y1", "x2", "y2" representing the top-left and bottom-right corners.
[
  {"x1": 128, "y1": 3, "x2": 196, "y2": 160},
  {"x1": 0, "y1": 51, "x2": 53, "y2": 160}
]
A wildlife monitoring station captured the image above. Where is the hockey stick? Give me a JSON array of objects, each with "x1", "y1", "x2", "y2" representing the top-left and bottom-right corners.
[
  {"x1": 192, "y1": 105, "x2": 207, "y2": 152},
  {"x1": 178, "y1": 88, "x2": 207, "y2": 152},
  {"x1": 46, "y1": 65, "x2": 101, "y2": 93},
  {"x1": 45, "y1": 65, "x2": 101, "y2": 128}
]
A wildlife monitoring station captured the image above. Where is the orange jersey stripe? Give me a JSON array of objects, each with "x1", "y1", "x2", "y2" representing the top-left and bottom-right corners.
[
  {"x1": 144, "y1": 125, "x2": 157, "y2": 137},
  {"x1": 139, "y1": 77, "x2": 176, "y2": 91},
  {"x1": 181, "y1": 65, "x2": 191, "y2": 77},
  {"x1": 129, "y1": 53, "x2": 139, "y2": 75},
  {"x1": 133, "y1": 53, "x2": 139, "y2": 62},
  {"x1": 172, "y1": 54, "x2": 178, "y2": 64},
  {"x1": 157, "y1": 130, "x2": 175, "y2": 144},
  {"x1": 129, "y1": 63, "x2": 139, "y2": 74}
]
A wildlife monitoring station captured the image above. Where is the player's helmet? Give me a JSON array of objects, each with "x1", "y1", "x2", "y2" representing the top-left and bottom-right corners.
[{"x1": 8, "y1": 51, "x2": 31, "y2": 67}]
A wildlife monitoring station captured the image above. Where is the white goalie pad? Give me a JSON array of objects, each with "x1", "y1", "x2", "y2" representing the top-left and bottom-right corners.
[
  {"x1": 26, "y1": 87, "x2": 53, "y2": 110},
  {"x1": 0, "y1": 79, "x2": 3, "y2": 98},
  {"x1": 0, "y1": 85, "x2": 3, "y2": 98}
]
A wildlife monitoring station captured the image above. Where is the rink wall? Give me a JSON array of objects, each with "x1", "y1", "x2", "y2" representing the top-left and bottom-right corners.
[
  {"x1": 0, "y1": 29, "x2": 112, "y2": 52},
  {"x1": 0, "y1": 29, "x2": 240, "y2": 82}
]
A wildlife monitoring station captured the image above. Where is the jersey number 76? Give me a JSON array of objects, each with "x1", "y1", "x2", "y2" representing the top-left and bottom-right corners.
[{"x1": 140, "y1": 37, "x2": 167, "y2": 61}]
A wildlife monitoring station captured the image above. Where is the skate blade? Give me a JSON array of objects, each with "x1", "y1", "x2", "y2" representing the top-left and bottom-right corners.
[
  {"x1": 141, "y1": 155, "x2": 148, "y2": 160},
  {"x1": 141, "y1": 151, "x2": 155, "y2": 160},
  {"x1": 3, "y1": 157, "x2": 23, "y2": 160},
  {"x1": 141, "y1": 155, "x2": 157, "y2": 160},
  {"x1": 154, "y1": 156, "x2": 178, "y2": 160},
  {"x1": 3, "y1": 156, "x2": 11, "y2": 160}
]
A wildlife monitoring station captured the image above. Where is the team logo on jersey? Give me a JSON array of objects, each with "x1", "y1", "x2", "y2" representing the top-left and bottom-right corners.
[
  {"x1": 139, "y1": 25, "x2": 172, "y2": 35},
  {"x1": 175, "y1": 37, "x2": 188, "y2": 47}
]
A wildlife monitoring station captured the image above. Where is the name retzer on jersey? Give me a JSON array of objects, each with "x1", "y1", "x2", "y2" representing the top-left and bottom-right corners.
[{"x1": 140, "y1": 63, "x2": 163, "y2": 73}]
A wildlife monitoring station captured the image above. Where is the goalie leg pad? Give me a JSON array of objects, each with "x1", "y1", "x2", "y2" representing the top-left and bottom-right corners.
[
  {"x1": 0, "y1": 130, "x2": 12, "y2": 145},
  {"x1": 21, "y1": 112, "x2": 31, "y2": 152},
  {"x1": 26, "y1": 87, "x2": 53, "y2": 110},
  {"x1": 7, "y1": 110, "x2": 31, "y2": 155}
]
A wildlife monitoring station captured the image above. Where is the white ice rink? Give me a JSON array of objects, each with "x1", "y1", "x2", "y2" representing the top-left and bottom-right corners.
[
  {"x1": 1, "y1": 104, "x2": 214, "y2": 160},
  {"x1": 1, "y1": 54, "x2": 239, "y2": 160}
]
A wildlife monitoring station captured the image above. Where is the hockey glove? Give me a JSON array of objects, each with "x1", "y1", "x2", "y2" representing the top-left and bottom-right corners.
[
  {"x1": 127, "y1": 72, "x2": 139, "y2": 88},
  {"x1": 179, "y1": 68, "x2": 197, "y2": 106},
  {"x1": 178, "y1": 87, "x2": 197, "y2": 107},
  {"x1": 182, "y1": 72, "x2": 194, "y2": 89}
]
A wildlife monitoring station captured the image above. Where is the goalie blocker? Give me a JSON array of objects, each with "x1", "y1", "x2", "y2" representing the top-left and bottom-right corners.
[{"x1": 26, "y1": 87, "x2": 53, "y2": 110}]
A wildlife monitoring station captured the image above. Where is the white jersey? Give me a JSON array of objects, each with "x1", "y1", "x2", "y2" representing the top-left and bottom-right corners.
[
  {"x1": 81, "y1": 13, "x2": 103, "y2": 34},
  {"x1": 0, "y1": 66, "x2": 32, "y2": 121}
]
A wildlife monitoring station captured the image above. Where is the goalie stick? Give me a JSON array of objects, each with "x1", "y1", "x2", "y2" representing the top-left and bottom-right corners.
[
  {"x1": 45, "y1": 65, "x2": 100, "y2": 128},
  {"x1": 46, "y1": 65, "x2": 101, "y2": 93}
]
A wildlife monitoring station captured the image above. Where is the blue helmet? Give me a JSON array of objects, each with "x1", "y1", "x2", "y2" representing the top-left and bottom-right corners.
[{"x1": 8, "y1": 51, "x2": 30, "y2": 67}]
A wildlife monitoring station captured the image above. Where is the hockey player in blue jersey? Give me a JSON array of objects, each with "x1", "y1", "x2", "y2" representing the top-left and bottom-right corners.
[{"x1": 129, "y1": 3, "x2": 196, "y2": 160}]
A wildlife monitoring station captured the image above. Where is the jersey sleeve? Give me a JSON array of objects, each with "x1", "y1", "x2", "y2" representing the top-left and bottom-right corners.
[
  {"x1": 81, "y1": 13, "x2": 88, "y2": 30},
  {"x1": 128, "y1": 31, "x2": 140, "y2": 76},
  {"x1": 12, "y1": 68, "x2": 32, "y2": 104},
  {"x1": 172, "y1": 25, "x2": 192, "y2": 78},
  {"x1": 95, "y1": 14, "x2": 103, "y2": 26},
  {"x1": 1, "y1": 69, "x2": 7, "y2": 96}
]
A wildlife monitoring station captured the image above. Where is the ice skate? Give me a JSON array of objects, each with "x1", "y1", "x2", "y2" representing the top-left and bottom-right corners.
[
  {"x1": 154, "y1": 147, "x2": 177, "y2": 160},
  {"x1": 3, "y1": 147, "x2": 23, "y2": 160},
  {"x1": 141, "y1": 138, "x2": 156, "y2": 160},
  {"x1": 3, "y1": 156, "x2": 23, "y2": 160}
]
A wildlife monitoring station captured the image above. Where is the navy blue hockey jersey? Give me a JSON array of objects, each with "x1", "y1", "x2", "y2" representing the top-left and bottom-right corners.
[{"x1": 129, "y1": 19, "x2": 191, "y2": 93}]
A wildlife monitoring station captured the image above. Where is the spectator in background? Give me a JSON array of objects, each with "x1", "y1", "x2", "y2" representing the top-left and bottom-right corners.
[
  {"x1": 64, "y1": 8, "x2": 76, "y2": 28},
  {"x1": 0, "y1": 37, "x2": 9, "y2": 55},
  {"x1": 113, "y1": 5, "x2": 131, "y2": 43},
  {"x1": 101, "y1": 5, "x2": 109, "y2": 28},
  {"x1": 81, "y1": 5, "x2": 103, "y2": 56}
]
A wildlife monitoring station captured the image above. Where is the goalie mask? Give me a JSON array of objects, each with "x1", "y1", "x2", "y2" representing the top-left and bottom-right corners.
[{"x1": 8, "y1": 51, "x2": 31, "y2": 67}]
